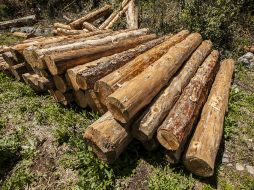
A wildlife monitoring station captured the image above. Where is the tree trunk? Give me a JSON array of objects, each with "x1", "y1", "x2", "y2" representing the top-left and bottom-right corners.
[
  {"x1": 157, "y1": 50, "x2": 219, "y2": 151},
  {"x1": 126, "y1": 0, "x2": 138, "y2": 29},
  {"x1": 2, "y1": 52, "x2": 19, "y2": 66},
  {"x1": 84, "y1": 112, "x2": 133, "y2": 164},
  {"x1": 183, "y1": 59, "x2": 234, "y2": 177},
  {"x1": 76, "y1": 36, "x2": 166, "y2": 90},
  {"x1": 83, "y1": 22, "x2": 98, "y2": 31},
  {"x1": 132, "y1": 40, "x2": 212, "y2": 142},
  {"x1": 95, "y1": 30, "x2": 189, "y2": 106},
  {"x1": 74, "y1": 90, "x2": 88, "y2": 108},
  {"x1": 107, "y1": 33, "x2": 202, "y2": 123},
  {"x1": 70, "y1": 4, "x2": 112, "y2": 29},
  {"x1": 54, "y1": 22, "x2": 71, "y2": 30},
  {"x1": 53, "y1": 75, "x2": 70, "y2": 93},
  {"x1": 44, "y1": 33, "x2": 155, "y2": 75},
  {"x1": 55, "y1": 28, "x2": 89, "y2": 36},
  {"x1": 0, "y1": 15, "x2": 37, "y2": 29},
  {"x1": 87, "y1": 90, "x2": 107, "y2": 115}
]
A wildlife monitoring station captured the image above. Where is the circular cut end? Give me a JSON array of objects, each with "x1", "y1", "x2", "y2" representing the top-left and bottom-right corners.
[
  {"x1": 184, "y1": 156, "x2": 213, "y2": 177},
  {"x1": 76, "y1": 74, "x2": 88, "y2": 90},
  {"x1": 107, "y1": 97, "x2": 128, "y2": 123},
  {"x1": 53, "y1": 75, "x2": 67, "y2": 93},
  {"x1": 45, "y1": 55, "x2": 58, "y2": 75},
  {"x1": 74, "y1": 90, "x2": 88, "y2": 108},
  {"x1": 66, "y1": 70, "x2": 79, "y2": 90},
  {"x1": 157, "y1": 130, "x2": 179, "y2": 150},
  {"x1": 94, "y1": 81, "x2": 113, "y2": 106},
  {"x1": 54, "y1": 90, "x2": 68, "y2": 105}
]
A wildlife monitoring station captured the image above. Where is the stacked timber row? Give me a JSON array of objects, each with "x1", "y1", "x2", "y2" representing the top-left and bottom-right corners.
[{"x1": 83, "y1": 31, "x2": 235, "y2": 178}]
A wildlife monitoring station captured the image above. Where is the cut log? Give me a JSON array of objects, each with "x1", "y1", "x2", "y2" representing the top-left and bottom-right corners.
[
  {"x1": 107, "y1": 33, "x2": 202, "y2": 123},
  {"x1": 87, "y1": 90, "x2": 107, "y2": 115},
  {"x1": 53, "y1": 90, "x2": 73, "y2": 105},
  {"x1": 54, "y1": 23, "x2": 71, "y2": 30},
  {"x1": 83, "y1": 22, "x2": 98, "y2": 31},
  {"x1": 55, "y1": 28, "x2": 88, "y2": 36},
  {"x1": 76, "y1": 36, "x2": 167, "y2": 90},
  {"x1": 126, "y1": 0, "x2": 138, "y2": 29},
  {"x1": 44, "y1": 33, "x2": 155, "y2": 75},
  {"x1": 157, "y1": 50, "x2": 220, "y2": 151},
  {"x1": 95, "y1": 30, "x2": 189, "y2": 106},
  {"x1": 183, "y1": 59, "x2": 234, "y2": 177},
  {"x1": 132, "y1": 40, "x2": 213, "y2": 142},
  {"x1": 10, "y1": 63, "x2": 28, "y2": 81},
  {"x1": 74, "y1": 90, "x2": 88, "y2": 108},
  {"x1": 12, "y1": 32, "x2": 35, "y2": 39},
  {"x1": 70, "y1": 4, "x2": 112, "y2": 29},
  {"x1": 2, "y1": 52, "x2": 19, "y2": 66},
  {"x1": 84, "y1": 112, "x2": 132, "y2": 164},
  {"x1": 53, "y1": 75, "x2": 70, "y2": 93},
  {"x1": 0, "y1": 15, "x2": 37, "y2": 29}
]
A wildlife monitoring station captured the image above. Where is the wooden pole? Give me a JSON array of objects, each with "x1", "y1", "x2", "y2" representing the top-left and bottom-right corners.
[
  {"x1": 132, "y1": 40, "x2": 212, "y2": 142},
  {"x1": 107, "y1": 33, "x2": 202, "y2": 123},
  {"x1": 95, "y1": 30, "x2": 189, "y2": 106},
  {"x1": 157, "y1": 50, "x2": 220, "y2": 151},
  {"x1": 183, "y1": 59, "x2": 235, "y2": 177}
]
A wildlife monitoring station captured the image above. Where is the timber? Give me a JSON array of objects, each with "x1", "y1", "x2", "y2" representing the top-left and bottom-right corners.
[
  {"x1": 53, "y1": 90, "x2": 73, "y2": 105},
  {"x1": 10, "y1": 63, "x2": 28, "y2": 81},
  {"x1": 44, "y1": 33, "x2": 155, "y2": 75},
  {"x1": 55, "y1": 28, "x2": 88, "y2": 36},
  {"x1": 95, "y1": 30, "x2": 189, "y2": 106},
  {"x1": 70, "y1": 4, "x2": 112, "y2": 29},
  {"x1": 132, "y1": 40, "x2": 212, "y2": 142},
  {"x1": 74, "y1": 90, "x2": 88, "y2": 108},
  {"x1": 84, "y1": 112, "x2": 132, "y2": 164},
  {"x1": 2, "y1": 52, "x2": 19, "y2": 66},
  {"x1": 54, "y1": 23, "x2": 71, "y2": 30},
  {"x1": 76, "y1": 36, "x2": 166, "y2": 90},
  {"x1": 53, "y1": 75, "x2": 70, "y2": 93},
  {"x1": 83, "y1": 22, "x2": 98, "y2": 31},
  {"x1": 107, "y1": 33, "x2": 202, "y2": 123},
  {"x1": 0, "y1": 15, "x2": 37, "y2": 29},
  {"x1": 157, "y1": 50, "x2": 220, "y2": 151},
  {"x1": 183, "y1": 59, "x2": 234, "y2": 177},
  {"x1": 87, "y1": 90, "x2": 107, "y2": 115},
  {"x1": 126, "y1": 0, "x2": 138, "y2": 29},
  {"x1": 0, "y1": 59, "x2": 12, "y2": 77}
]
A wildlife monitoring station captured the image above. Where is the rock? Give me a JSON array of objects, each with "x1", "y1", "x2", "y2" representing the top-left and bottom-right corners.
[
  {"x1": 238, "y1": 52, "x2": 254, "y2": 68},
  {"x1": 222, "y1": 158, "x2": 230, "y2": 163},
  {"x1": 246, "y1": 165, "x2": 254, "y2": 175},
  {"x1": 236, "y1": 163, "x2": 245, "y2": 171}
]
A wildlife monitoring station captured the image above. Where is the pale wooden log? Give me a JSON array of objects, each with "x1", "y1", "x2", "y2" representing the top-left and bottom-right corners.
[
  {"x1": 95, "y1": 30, "x2": 189, "y2": 106},
  {"x1": 87, "y1": 90, "x2": 107, "y2": 115},
  {"x1": 54, "y1": 23, "x2": 71, "y2": 30},
  {"x1": 10, "y1": 63, "x2": 28, "y2": 81},
  {"x1": 53, "y1": 75, "x2": 70, "y2": 93},
  {"x1": 183, "y1": 59, "x2": 235, "y2": 177},
  {"x1": 83, "y1": 22, "x2": 98, "y2": 31},
  {"x1": 74, "y1": 90, "x2": 88, "y2": 108},
  {"x1": 70, "y1": 4, "x2": 112, "y2": 29},
  {"x1": 126, "y1": 0, "x2": 138, "y2": 29},
  {"x1": 132, "y1": 40, "x2": 213, "y2": 142},
  {"x1": 76, "y1": 36, "x2": 166, "y2": 90},
  {"x1": 2, "y1": 52, "x2": 19, "y2": 66},
  {"x1": 44, "y1": 33, "x2": 155, "y2": 75},
  {"x1": 0, "y1": 15, "x2": 36, "y2": 29},
  {"x1": 55, "y1": 28, "x2": 88, "y2": 36},
  {"x1": 84, "y1": 112, "x2": 132, "y2": 164},
  {"x1": 53, "y1": 90, "x2": 73, "y2": 105},
  {"x1": 157, "y1": 50, "x2": 220, "y2": 151},
  {"x1": 107, "y1": 33, "x2": 202, "y2": 123}
]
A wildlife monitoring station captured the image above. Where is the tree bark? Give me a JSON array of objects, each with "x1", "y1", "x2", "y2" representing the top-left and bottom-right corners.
[
  {"x1": 87, "y1": 90, "x2": 107, "y2": 115},
  {"x1": 54, "y1": 22, "x2": 71, "y2": 30},
  {"x1": 0, "y1": 15, "x2": 37, "y2": 29},
  {"x1": 132, "y1": 40, "x2": 212, "y2": 142},
  {"x1": 53, "y1": 75, "x2": 70, "y2": 93},
  {"x1": 83, "y1": 22, "x2": 98, "y2": 31},
  {"x1": 70, "y1": 4, "x2": 112, "y2": 29},
  {"x1": 76, "y1": 36, "x2": 166, "y2": 90},
  {"x1": 126, "y1": 0, "x2": 138, "y2": 29},
  {"x1": 74, "y1": 90, "x2": 88, "y2": 108},
  {"x1": 84, "y1": 112, "x2": 133, "y2": 164},
  {"x1": 183, "y1": 59, "x2": 234, "y2": 177},
  {"x1": 157, "y1": 50, "x2": 219, "y2": 151},
  {"x1": 95, "y1": 30, "x2": 189, "y2": 106},
  {"x1": 107, "y1": 33, "x2": 202, "y2": 123},
  {"x1": 44, "y1": 33, "x2": 155, "y2": 75}
]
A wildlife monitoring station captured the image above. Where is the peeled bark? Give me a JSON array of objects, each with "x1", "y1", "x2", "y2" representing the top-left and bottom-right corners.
[
  {"x1": 183, "y1": 59, "x2": 234, "y2": 177},
  {"x1": 0, "y1": 15, "x2": 37, "y2": 29},
  {"x1": 44, "y1": 33, "x2": 155, "y2": 75},
  {"x1": 70, "y1": 4, "x2": 112, "y2": 29},
  {"x1": 132, "y1": 40, "x2": 213, "y2": 142},
  {"x1": 107, "y1": 33, "x2": 202, "y2": 123},
  {"x1": 2, "y1": 52, "x2": 19, "y2": 66},
  {"x1": 54, "y1": 23, "x2": 71, "y2": 30},
  {"x1": 83, "y1": 22, "x2": 98, "y2": 31},
  {"x1": 84, "y1": 112, "x2": 132, "y2": 164},
  {"x1": 76, "y1": 36, "x2": 166, "y2": 90},
  {"x1": 95, "y1": 30, "x2": 189, "y2": 106},
  {"x1": 87, "y1": 90, "x2": 107, "y2": 115},
  {"x1": 74, "y1": 90, "x2": 88, "y2": 108},
  {"x1": 157, "y1": 50, "x2": 220, "y2": 151},
  {"x1": 126, "y1": 0, "x2": 138, "y2": 29},
  {"x1": 53, "y1": 75, "x2": 70, "y2": 93}
]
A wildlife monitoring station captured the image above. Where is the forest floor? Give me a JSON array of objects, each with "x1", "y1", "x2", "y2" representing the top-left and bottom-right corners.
[{"x1": 0, "y1": 32, "x2": 253, "y2": 190}]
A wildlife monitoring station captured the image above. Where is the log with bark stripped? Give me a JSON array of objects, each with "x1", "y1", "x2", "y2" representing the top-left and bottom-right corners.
[
  {"x1": 95, "y1": 30, "x2": 189, "y2": 106},
  {"x1": 157, "y1": 50, "x2": 220, "y2": 151},
  {"x1": 183, "y1": 59, "x2": 234, "y2": 177},
  {"x1": 0, "y1": 15, "x2": 37, "y2": 29},
  {"x1": 70, "y1": 4, "x2": 112, "y2": 29},
  {"x1": 53, "y1": 75, "x2": 70, "y2": 93},
  {"x1": 76, "y1": 36, "x2": 167, "y2": 90},
  {"x1": 126, "y1": 0, "x2": 138, "y2": 29},
  {"x1": 83, "y1": 22, "x2": 98, "y2": 31},
  {"x1": 54, "y1": 23, "x2": 71, "y2": 30},
  {"x1": 132, "y1": 40, "x2": 213, "y2": 142},
  {"x1": 87, "y1": 90, "x2": 107, "y2": 115},
  {"x1": 107, "y1": 33, "x2": 202, "y2": 123}
]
